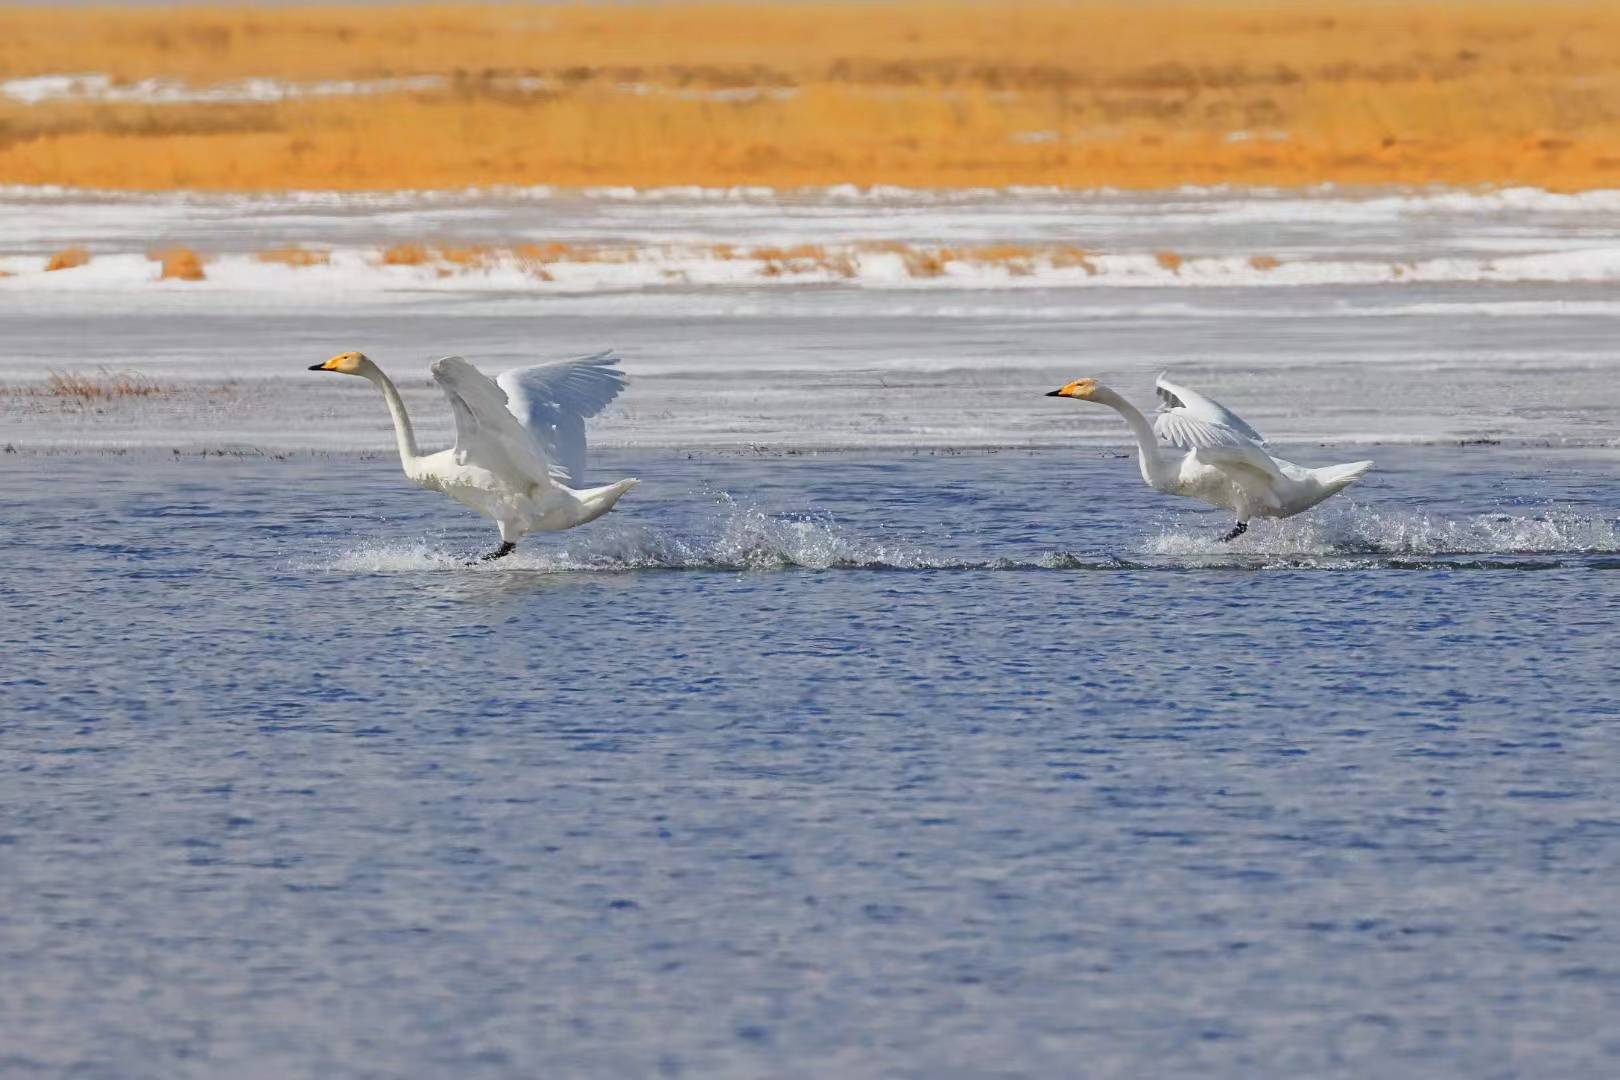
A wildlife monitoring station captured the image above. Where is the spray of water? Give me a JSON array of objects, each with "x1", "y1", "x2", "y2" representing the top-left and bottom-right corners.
[
  {"x1": 320, "y1": 495, "x2": 959, "y2": 574},
  {"x1": 314, "y1": 495, "x2": 1619, "y2": 574},
  {"x1": 1147, "y1": 501, "x2": 1619, "y2": 559}
]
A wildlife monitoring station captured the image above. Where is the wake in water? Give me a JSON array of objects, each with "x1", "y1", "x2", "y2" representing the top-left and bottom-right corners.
[
  {"x1": 315, "y1": 496, "x2": 1620, "y2": 575},
  {"x1": 322, "y1": 497, "x2": 960, "y2": 574},
  {"x1": 1147, "y1": 502, "x2": 1620, "y2": 562}
]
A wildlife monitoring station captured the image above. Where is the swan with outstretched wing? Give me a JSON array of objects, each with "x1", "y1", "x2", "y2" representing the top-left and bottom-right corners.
[
  {"x1": 1048, "y1": 373, "x2": 1370, "y2": 541},
  {"x1": 310, "y1": 349, "x2": 636, "y2": 561}
]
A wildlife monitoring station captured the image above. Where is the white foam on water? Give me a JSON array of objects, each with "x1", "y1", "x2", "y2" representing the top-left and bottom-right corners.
[
  {"x1": 303, "y1": 496, "x2": 1620, "y2": 577},
  {"x1": 316, "y1": 497, "x2": 949, "y2": 574},
  {"x1": 1147, "y1": 503, "x2": 1620, "y2": 559}
]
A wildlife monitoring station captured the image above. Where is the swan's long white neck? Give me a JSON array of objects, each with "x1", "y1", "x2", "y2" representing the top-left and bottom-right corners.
[
  {"x1": 359, "y1": 361, "x2": 420, "y2": 471},
  {"x1": 1091, "y1": 385, "x2": 1173, "y2": 488}
]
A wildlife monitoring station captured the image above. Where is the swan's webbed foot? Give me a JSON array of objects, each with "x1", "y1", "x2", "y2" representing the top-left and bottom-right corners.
[
  {"x1": 473, "y1": 541, "x2": 516, "y2": 563},
  {"x1": 1220, "y1": 521, "x2": 1248, "y2": 543}
]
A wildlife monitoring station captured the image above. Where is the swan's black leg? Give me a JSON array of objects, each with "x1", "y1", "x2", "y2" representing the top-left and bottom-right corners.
[
  {"x1": 477, "y1": 541, "x2": 516, "y2": 562},
  {"x1": 1220, "y1": 521, "x2": 1248, "y2": 543}
]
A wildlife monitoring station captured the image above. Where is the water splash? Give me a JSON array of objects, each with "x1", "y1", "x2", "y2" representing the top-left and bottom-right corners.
[
  {"x1": 320, "y1": 497, "x2": 959, "y2": 574},
  {"x1": 1147, "y1": 503, "x2": 1620, "y2": 559},
  {"x1": 315, "y1": 498, "x2": 1619, "y2": 575}
]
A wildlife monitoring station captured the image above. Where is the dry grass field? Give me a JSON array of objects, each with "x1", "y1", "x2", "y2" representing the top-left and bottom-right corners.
[{"x1": 1, "y1": 1, "x2": 1618, "y2": 190}]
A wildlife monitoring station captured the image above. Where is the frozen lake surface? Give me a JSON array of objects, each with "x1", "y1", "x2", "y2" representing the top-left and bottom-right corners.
[
  {"x1": 3, "y1": 185, "x2": 1620, "y2": 451},
  {"x1": 3, "y1": 186, "x2": 1620, "y2": 1077}
]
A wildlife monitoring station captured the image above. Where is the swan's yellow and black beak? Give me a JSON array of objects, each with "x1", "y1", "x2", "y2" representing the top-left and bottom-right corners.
[
  {"x1": 310, "y1": 352, "x2": 361, "y2": 373},
  {"x1": 1046, "y1": 379, "x2": 1097, "y2": 400}
]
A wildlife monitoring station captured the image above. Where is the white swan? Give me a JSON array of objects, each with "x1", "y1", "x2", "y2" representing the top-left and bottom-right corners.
[
  {"x1": 1047, "y1": 374, "x2": 1372, "y2": 541},
  {"x1": 310, "y1": 349, "x2": 636, "y2": 561}
]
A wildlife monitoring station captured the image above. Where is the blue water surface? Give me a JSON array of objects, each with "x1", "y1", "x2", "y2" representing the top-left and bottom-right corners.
[{"x1": 2, "y1": 447, "x2": 1619, "y2": 1078}]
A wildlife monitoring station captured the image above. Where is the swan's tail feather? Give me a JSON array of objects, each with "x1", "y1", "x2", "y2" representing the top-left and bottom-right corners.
[
  {"x1": 1313, "y1": 459, "x2": 1373, "y2": 493},
  {"x1": 574, "y1": 477, "x2": 638, "y2": 525}
]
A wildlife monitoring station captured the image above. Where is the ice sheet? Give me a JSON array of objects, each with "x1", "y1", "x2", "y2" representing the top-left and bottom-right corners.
[{"x1": 2, "y1": 186, "x2": 1618, "y2": 452}]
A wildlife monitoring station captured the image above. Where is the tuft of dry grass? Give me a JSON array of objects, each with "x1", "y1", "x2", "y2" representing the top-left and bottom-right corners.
[
  {"x1": 44, "y1": 247, "x2": 91, "y2": 272},
  {"x1": 257, "y1": 245, "x2": 328, "y2": 267},
  {"x1": 750, "y1": 244, "x2": 857, "y2": 278},
  {"x1": 1, "y1": 3, "x2": 1620, "y2": 191},
  {"x1": 150, "y1": 247, "x2": 206, "y2": 280},
  {"x1": 1049, "y1": 246, "x2": 1101, "y2": 275},
  {"x1": 380, "y1": 243, "x2": 430, "y2": 266},
  {"x1": 43, "y1": 368, "x2": 166, "y2": 400},
  {"x1": 435, "y1": 245, "x2": 498, "y2": 268}
]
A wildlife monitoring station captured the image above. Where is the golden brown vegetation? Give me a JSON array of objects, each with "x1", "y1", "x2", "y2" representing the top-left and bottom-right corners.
[
  {"x1": 150, "y1": 248, "x2": 206, "y2": 280},
  {"x1": 379, "y1": 243, "x2": 429, "y2": 266},
  {"x1": 44, "y1": 247, "x2": 90, "y2": 272},
  {"x1": 257, "y1": 245, "x2": 328, "y2": 267},
  {"x1": 49, "y1": 239, "x2": 1161, "y2": 279},
  {"x1": 41, "y1": 369, "x2": 166, "y2": 400},
  {"x1": 3, "y1": 2, "x2": 1620, "y2": 190}
]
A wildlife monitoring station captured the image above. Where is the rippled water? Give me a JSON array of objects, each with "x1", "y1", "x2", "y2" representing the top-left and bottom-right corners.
[{"x1": 3, "y1": 447, "x2": 1619, "y2": 1077}]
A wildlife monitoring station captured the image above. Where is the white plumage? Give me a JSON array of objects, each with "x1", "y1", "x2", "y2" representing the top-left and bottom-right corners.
[
  {"x1": 311, "y1": 349, "x2": 636, "y2": 560},
  {"x1": 496, "y1": 349, "x2": 628, "y2": 486},
  {"x1": 1048, "y1": 373, "x2": 1372, "y2": 541}
]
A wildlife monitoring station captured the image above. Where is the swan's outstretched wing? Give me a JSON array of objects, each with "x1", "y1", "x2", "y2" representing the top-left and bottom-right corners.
[
  {"x1": 431, "y1": 356, "x2": 555, "y2": 486},
  {"x1": 1154, "y1": 411, "x2": 1262, "y2": 451},
  {"x1": 1155, "y1": 374, "x2": 1266, "y2": 446},
  {"x1": 496, "y1": 350, "x2": 626, "y2": 487}
]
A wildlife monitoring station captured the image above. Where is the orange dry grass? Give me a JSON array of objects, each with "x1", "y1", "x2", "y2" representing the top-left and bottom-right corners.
[
  {"x1": 380, "y1": 243, "x2": 429, "y2": 265},
  {"x1": 44, "y1": 247, "x2": 91, "y2": 271},
  {"x1": 3, "y1": 2, "x2": 1620, "y2": 190},
  {"x1": 217, "y1": 239, "x2": 1124, "y2": 277},
  {"x1": 42, "y1": 369, "x2": 165, "y2": 400},
  {"x1": 150, "y1": 247, "x2": 206, "y2": 280},
  {"x1": 257, "y1": 245, "x2": 328, "y2": 267},
  {"x1": 750, "y1": 245, "x2": 857, "y2": 278},
  {"x1": 5, "y1": 2, "x2": 1620, "y2": 192}
]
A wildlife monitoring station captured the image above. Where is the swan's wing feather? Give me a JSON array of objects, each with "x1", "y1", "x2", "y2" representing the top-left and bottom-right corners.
[
  {"x1": 1155, "y1": 373, "x2": 1266, "y2": 445},
  {"x1": 1191, "y1": 444, "x2": 1286, "y2": 485},
  {"x1": 431, "y1": 356, "x2": 554, "y2": 485},
  {"x1": 496, "y1": 350, "x2": 626, "y2": 486},
  {"x1": 1154, "y1": 411, "x2": 1263, "y2": 450}
]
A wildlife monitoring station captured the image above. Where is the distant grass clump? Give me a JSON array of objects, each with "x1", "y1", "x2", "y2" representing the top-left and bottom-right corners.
[
  {"x1": 751, "y1": 244, "x2": 857, "y2": 278},
  {"x1": 44, "y1": 368, "x2": 166, "y2": 400},
  {"x1": 0, "y1": 2, "x2": 1618, "y2": 191},
  {"x1": 45, "y1": 247, "x2": 91, "y2": 272},
  {"x1": 150, "y1": 247, "x2": 206, "y2": 280},
  {"x1": 257, "y1": 245, "x2": 328, "y2": 267},
  {"x1": 380, "y1": 243, "x2": 430, "y2": 266}
]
